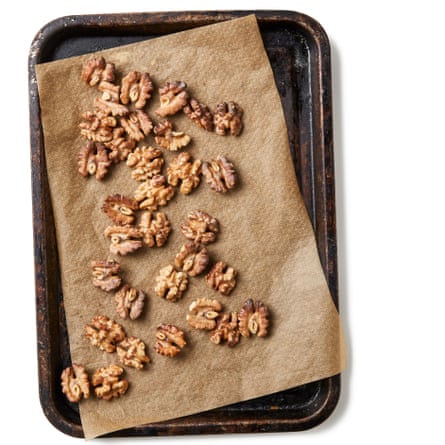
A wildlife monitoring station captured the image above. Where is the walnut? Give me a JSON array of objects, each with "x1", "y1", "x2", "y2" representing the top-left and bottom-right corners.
[
  {"x1": 79, "y1": 110, "x2": 117, "y2": 143},
  {"x1": 186, "y1": 298, "x2": 223, "y2": 330},
  {"x1": 84, "y1": 315, "x2": 126, "y2": 353},
  {"x1": 139, "y1": 211, "x2": 171, "y2": 247},
  {"x1": 238, "y1": 299, "x2": 270, "y2": 338},
  {"x1": 134, "y1": 175, "x2": 175, "y2": 211},
  {"x1": 105, "y1": 127, "x2": 136, "y2": 163},
  {"x1": 120, "y1": 110, "x2": 153, "y2": 142},
  {"x1": 202, "y1": 155, "x2": 237, "y2": 193},
  {"x1": 94, "y1": 96, "x2": 129, "y2": 117},
  {"x1": 98, "y1": 80, "x2": 120, "y2": 103},
  {"x1": 104, "y1": 225, "x2": 144, "y2": 255},
  {"x1": 126, "y1": 145, "x2": 164, "y2": 181},
  {"x1": 120, "y1": 71, "x2": 154, "y2": 109},
  {"x1": 102, "y1": 194, "x2": 139, "y2": 225},
  {"x1": 154, "y1": 324, "x2": 186, "y2": 357},
  {"x1": 90, "y1": 259, "x2": 122, "y2": 292},
  {"x1": 210, "y1": 312, "x2": 240, "y2": 347},
  {"x1": 91, "y1": 364, "x2": 129, "y2": 401},
  {"x1": 154, "y1": 119, "x2": 191, "y2": 151},
  {"x1": 183, "y1": 98, "x2": 214, "y2": 131},
  {"x1": 61, "y1": 364, "x2": 90, "y2": 403},
  {"x1": 154, "y1": 264, "x2": 188, "y2": 302},
  {"x1": 174, "y1": 242, "x2": 209, "y2": 276},
  {"x1": 116, "y1": 336, "x2": 150, "y2": 369},
  {"x1": 213, "y1": 101, "x2": 243, "y2": 136},
  {"x1": 77, "y1": 141, "x2": 112, "y2": 180},
  {"x1": 114, "y1": 284, "x2": 145, "y2": 320},
  {"x1": 180, "y1": 210, "x2": 219, "y2": 245},
  {"x1": 81, "y1": 56, "x2": 115, "y2": 86},
  {"x1": 155, "y1": 80, "x2": 189, "y2": 117},
  {"x1": 206, "y1": 261, "x2": 237, "y2": 296},
  {"x1": 167, "y1": 152, "x2": 202, "y2": 195}
]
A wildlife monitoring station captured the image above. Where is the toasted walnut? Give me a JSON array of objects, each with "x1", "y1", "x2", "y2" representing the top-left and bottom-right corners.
[
  {"x1": 155, "y1": 324, "x2": 187, "y2": 357},
  {"x1": 84, "y1": 315, "x2": 126, "y2": 353},
  {"x1": 134, "y1": 175, "x2": 175, "y2": 211},
  {"x1": 79, "y1": 110, "x2": 117, "y2": 143},
  {"x1": 91, "y1": 364, "x2": 128, "y2": 401},
  {"x1": 167, "y1": 152, "x2": 202, "y2": 195},
  {"x1": 81, "y1": 56, "x2": 115, "y2": 86},
  {"x1": 154, "y1": 264, "x2": 188, "y2": 302},
  {"x1": 120, "y1": 71, "x2": 154, "y2": 109},
  {"x1": 126, "y1": 145, "x2": 164, "y2": 181},
  {"x1": 206, "y1": 261, "x2": 237, "y2": 296},
  {"x1": 154, "y1": 119, "x2": 191, "y2": 151},
  {"x1": 238, "y1": 299, "x2": 270, "y2": 338},
  {"x1": 155, "y1": 81, "x2": 189, "y2": 117},
  {"x1": 94, "y1": 96, "x2": 129, "y2": 117},
  {"x1": 114, "y1": 284, "x2": 145, "y2": 320},
  {"x1": 214, "y1": 101, "x2": 243, "y2": 136},
  {"x1": 102, "y1": 194, "x2": 139, "y2": 225},
  {"x1": 174, "y1": 242, "x2": 209, "y2": 276},
  {"x1": 139, "y1": 211, "x2": 171, "y2": 247},
  {"x1": 120, "y1": 110, "x2": 153, "y2": 142},
  {"x1": 180, "y1": 210, "x2": 219, "y2": 245},
  {"x1": 117, "y1": 336, "x2": 150, "y2": 369},
  {"x1": 105, "y1": 127, "x2": 136, "y2": 163},
  {"x1": 98, "y1": 80, "x2": 120, "y2": 103},
  {"x1": 183, "y1": 98, "x2": 214, "y2": 131},
  {"x1": 210, "y1": 312, "x2": 240, "y2": 347},
  {"x1": 104, "y1": 225, "x2": 144, "y2": 255},
  {"x1": 90, "y1": 259, "x2": 122, "y2": 292},
  {"x1": 187, "y1": 298, "x2": 223, "y2": 330},
  {"x1": 202, "y1": 155, "x2": 237, "y2": 193},
  {"x1": 61, "y1": 364, "x2": 90, "y2": 403},
  {"x1": 77, "y1": 141, "x2": 112, "y2": 180}
]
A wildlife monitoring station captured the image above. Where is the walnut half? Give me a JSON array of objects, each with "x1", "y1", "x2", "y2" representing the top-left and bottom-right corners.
[
  {"x1": 134, "y1": 175, "x2": 175, "y2": 211},
  {"x1": 104, "y1": 225, "x2": 144, "y2": 255},
  {"x1": 90, "y1": 259, "x2": 122, "y2": 292},
  {"x1": 61, "y1": 364, "x2": 90, "y2": 403},
  {"x1": 114, "y1": 284, "x2": 145, "y2": 320},
  {"x1": 186, "y1": 298, "x2": 223, "y2": 330},
  {"x1": 117, "y1": 336, "x2": 150, "y2": 369},
  {"x1": 155, "y1": 324, "x2": 187, "y2": 357},
  {"x1": 154, "y1": 119, "x2": 191, "y2": 151},
  {"x1": 206, "y1": 261, "x2": 237, "y2": 296},
  {"x1": 102, "y1": 194, "x2": 139, "y2": 225},
  {"x1": 174, "y1": 242, "x2": 209, "y2": 277},
  {"x1": 91, "y1": 364, "x2": 129, "y2": 401},
  {"x1": 155, "y1": 81, "x2": 189, "y2": 117},
  {"x1": 238, "y1": 299, "x2": 270, "y2": 338},
  {"x1": 84, "y1": 315, "x2": 126, "y2": 353},
  {"x1": 139, "y1": 211, "x2": 171, "y2": 247},
  {"x1": 167, "y1": 152, "x2": 202, "y2": 195},
  {"x1": 210, "y1": 312, "x2": 240, "y2": 347},
  {"x1": 77, "y1": 141, "x2": 112, "y2": 180},
  {"x1": 202, "y1": 155, "x2": 237, "y2": 193},
  {"x1": 154, "y1": 264, "x2": 188, "y2": 302},
  {"x1": 213, "y1": 101, "x2": 243, "y2": 136},
  {"x1": 180, "y1": 210, "x2": 219, "y2": 245}
]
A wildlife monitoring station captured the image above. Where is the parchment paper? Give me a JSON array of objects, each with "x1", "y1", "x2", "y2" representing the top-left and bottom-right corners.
[{"x1": 35, "y1": 15, "x2": 346, "y2": 439}]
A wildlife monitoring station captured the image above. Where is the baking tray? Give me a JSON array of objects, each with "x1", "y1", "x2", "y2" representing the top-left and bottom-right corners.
[{"x1": 29, "y1": 10, "x2": 340, "y2": 438}]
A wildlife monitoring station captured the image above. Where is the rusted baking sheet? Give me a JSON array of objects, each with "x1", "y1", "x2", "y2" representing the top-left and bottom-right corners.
[{"x1": 29, "y1": 10, "x2": 340, "y2": 438}]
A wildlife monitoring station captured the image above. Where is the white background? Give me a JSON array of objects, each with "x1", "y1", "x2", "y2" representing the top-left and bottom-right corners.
[{"x1": 3, "y1": 0, "x2": 445, "y2": 443}]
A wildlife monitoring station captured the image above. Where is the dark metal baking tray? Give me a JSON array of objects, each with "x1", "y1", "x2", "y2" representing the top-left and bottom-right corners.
[{"x1": 29, "y1": 10, "x2": 340, "y2": 438}]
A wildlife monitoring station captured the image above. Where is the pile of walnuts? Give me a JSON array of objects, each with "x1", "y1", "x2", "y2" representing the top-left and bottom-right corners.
[{"x1": 61, "y1": 56, "x2": 270, "y2": 404}]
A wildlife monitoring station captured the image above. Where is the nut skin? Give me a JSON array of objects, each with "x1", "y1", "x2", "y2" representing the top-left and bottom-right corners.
[
  {"x1": 61, "y1": 364, "x2": 90, "y2": 403},
  {"x1": 187, "y1": 298, "x2": 223, "y2": 330},
  {"x1": 90, "y1": 259, "x2": 122, "y2": 292},
  {"x1": 154, "y1": 324, "x2": 187, "y2": 357},
  {"x1": 238, "y1": 299, "x2": 270, "y2": 338},
  {"x1": 174, "y1": 242, "x2": 210, "y2": 276},
  {"x1": 206, "y1": 261, "x2": 237, "y2": 296},
  {"x1": 154, "y1": 264, "x2": 189, "y2": 302},
  {"x1": 84, "y1": 315, "x2": 126, "y2": 353},
  {"x1": 180, "y1": 210, "x2": 219, "y2": 245},
  {"x1": 91, "y1": 364, "x2": 129, "y2": 400},
  {"x1": 202, "y1": 155, "x2": 237, "y2": 193},
  {"x1": 117, "y1": 336, "x2": 150, "y2": 369}
]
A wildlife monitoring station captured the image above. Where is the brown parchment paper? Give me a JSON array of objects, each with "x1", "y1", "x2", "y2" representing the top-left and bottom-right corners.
[{"x1": 35, "y1": 15, "x2": 346, "y2": 439}]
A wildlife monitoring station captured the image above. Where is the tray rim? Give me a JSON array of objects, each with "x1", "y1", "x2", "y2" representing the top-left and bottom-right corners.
[{"x1": 29, "y1": 9, "x2": 340, "y2": 438}]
